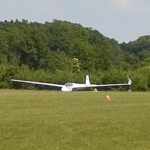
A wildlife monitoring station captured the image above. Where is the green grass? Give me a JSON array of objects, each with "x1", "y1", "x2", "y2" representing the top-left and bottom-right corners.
[{"x1": 0, "y1": 90, "x2": 150, "y2": 150}]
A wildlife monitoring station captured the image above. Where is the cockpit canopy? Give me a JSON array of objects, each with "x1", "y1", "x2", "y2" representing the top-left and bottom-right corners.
[{"x1": 65, "y1": 83, "x2": 73, "y2": 87}]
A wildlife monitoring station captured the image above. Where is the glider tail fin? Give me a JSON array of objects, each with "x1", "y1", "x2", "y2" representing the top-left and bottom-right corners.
[{"x1": 85, "y1": 75, "x2": 90, "y2": 85}]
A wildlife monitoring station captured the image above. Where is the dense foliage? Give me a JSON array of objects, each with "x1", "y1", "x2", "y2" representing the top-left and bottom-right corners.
[{"x1": 0, "y1": 19, "x2": 150, "y2": 91}]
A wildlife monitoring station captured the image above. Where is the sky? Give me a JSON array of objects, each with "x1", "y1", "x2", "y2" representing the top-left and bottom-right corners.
[{"x1": 0, "y1": 0, "x2": 150, "y2": 43}]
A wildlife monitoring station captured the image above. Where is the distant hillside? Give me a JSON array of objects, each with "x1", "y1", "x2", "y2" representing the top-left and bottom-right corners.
[
  {"x1": 120, "y1": 35, "x2": 150, "y2": 60},
  {"x1": 0, "y1": 19, "x2": 140, "y2": 71}
]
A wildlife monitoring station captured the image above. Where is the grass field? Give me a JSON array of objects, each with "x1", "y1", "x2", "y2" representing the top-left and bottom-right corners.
[{"x1": 0, "y1": 90, "x2": 150, "y2": 150}]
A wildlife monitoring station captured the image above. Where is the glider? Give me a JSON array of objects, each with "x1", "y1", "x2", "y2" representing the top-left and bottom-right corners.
[{"x1": 11, "y1": 75, "x2": 129, "y2": 92}]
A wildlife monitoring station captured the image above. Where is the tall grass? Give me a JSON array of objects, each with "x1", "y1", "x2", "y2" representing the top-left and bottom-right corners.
[{"x1": 0, "y1": 90, "x2": 150, "y2": 150}]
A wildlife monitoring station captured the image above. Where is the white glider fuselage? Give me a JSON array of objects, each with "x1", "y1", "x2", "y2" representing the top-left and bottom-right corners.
[{"x1": 61, "y1": 83, "x2": 91, "y2": 92}]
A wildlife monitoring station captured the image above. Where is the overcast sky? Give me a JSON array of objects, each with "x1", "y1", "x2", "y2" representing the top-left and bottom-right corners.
[{"x1": 0, "y1": 0, "x2": 150, "y2": 43}]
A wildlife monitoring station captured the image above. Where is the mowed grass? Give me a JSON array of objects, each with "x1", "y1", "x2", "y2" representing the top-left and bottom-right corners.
[{"x1": 0, "y1": 90, "x2": 150, "y2": 150}]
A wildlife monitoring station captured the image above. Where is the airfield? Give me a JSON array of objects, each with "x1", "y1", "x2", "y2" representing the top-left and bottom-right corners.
[{"x1": 0, "y1": 90, "x2": 150, "y2": 150}]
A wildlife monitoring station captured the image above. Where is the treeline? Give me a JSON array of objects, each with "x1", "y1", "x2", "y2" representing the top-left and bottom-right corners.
[{"x1": 0, "y1": 19, "x2": 150, "y2": 91}]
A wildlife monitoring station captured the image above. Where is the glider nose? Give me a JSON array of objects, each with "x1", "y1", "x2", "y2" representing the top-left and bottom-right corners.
[{"x1": 61, "y1": 86, "x2": 72, "y2": 92}]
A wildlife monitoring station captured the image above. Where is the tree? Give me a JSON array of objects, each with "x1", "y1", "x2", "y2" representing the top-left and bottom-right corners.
[
  {"x1": 71, "y1": 58, "x2": 80, "y2": 73},
  {"x1": 141, "y1": 57, "x2": 150, "y2": 67}
]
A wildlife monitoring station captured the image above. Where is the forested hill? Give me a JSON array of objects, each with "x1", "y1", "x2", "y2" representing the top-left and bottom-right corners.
[
  {"x1": 0, "y1": 19, "x2": 150, "y2": 91},
  {"x1": 121, "y1": 35, "x2": 150, "y2": 60},
  {"x1": 0, "y1": 19, "x2": 127, "y2": 71}
]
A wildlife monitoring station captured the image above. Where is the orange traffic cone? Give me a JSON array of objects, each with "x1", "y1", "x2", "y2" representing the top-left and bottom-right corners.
[
  {"x1": 104, "y1": 95, "x2": 111, "y2": 100},
  {"x1": 93, "y1": 88, "x2": 98, "y2": 92}
]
